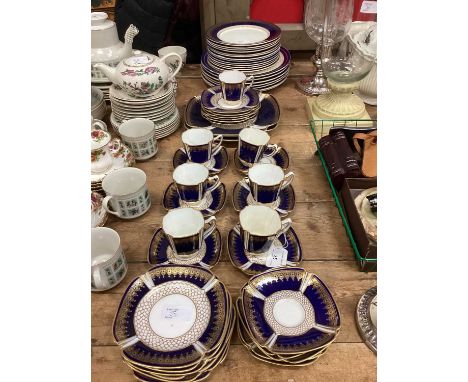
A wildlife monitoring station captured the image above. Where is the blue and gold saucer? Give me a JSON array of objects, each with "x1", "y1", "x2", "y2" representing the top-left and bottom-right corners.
[
  {"x1": 162, "y1": 180, "x2": 226, "y2": 217},
  {"x1": 232, "y1": 179, "x2": 295, "y2": 217},
  {"x1": 147, "y1": 227, "x2": 221, "y2": 269},
  {"x1": 227, "y1": 224, "x2": 302, "y2": 276},
  {"x1": 233, "y1": 146, "x2": 290, "y2": 174},
  {"x1": 172, "y1": 146, "x2": 229, "y2": 175}
]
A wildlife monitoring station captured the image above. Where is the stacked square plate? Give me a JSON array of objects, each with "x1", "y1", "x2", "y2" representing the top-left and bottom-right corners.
[
  {"x1": 113, "y1": 265, "x2": 235, "y2": 382},
  {"x1": 109, "y1": 81, "x2": 180, "y2": 140},
  {"x1": 236, "y1": 267, "x2": 341, "y2": 366},
  {"x1": 202, "y1": 21, "x2": 291, "y2": 91},
  {"x1": 200, "y1": 86, "x2": 261, "y2": 129}
]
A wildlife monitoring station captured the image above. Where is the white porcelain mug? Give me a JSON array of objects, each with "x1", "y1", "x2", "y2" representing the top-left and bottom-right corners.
[
  {"x1": 181, "y1": 128, "x2": 223, "y2": 164},
  {"x1": 158, "y1": 46, "x2": 187, "y2": 70},
  {"x1": 102, "y1": 167, "x2": 151, "y2": 219},
  {"x1": 219, "y1": 70, "x2": 254, "y2": 106},
  {"x1": 91, "y1": 227, "x2": 127, "y2": 291},
  {"x1": 162, "y1": 207, "x2": 216, "y2": 259},
  {"x1": 246, "y1": 163, "x2": 294, "y2": 204},
  {"x1": 119, "y1": 118, "x2": 157, "y2": 161},
  {"x1": 173, "y1": 163, "x2": 220, "y2": 204},
  {"x1": 91, "y1": 115, "x2": 107, "y2": 131},
  {"x1": 239, "y1": 205, "x2": 292, "y2": 254},
  {"x1": 238, "y1": 127, "x2": 280, "y2": 166}
]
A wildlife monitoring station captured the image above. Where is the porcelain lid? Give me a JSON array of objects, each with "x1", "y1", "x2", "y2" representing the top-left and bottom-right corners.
[
  {"x1": 91, "y1": 129, "x2": 111, "y2": 150},
  {"x1": 91, "y1": 12, "x2": 114, "y2": 31}
]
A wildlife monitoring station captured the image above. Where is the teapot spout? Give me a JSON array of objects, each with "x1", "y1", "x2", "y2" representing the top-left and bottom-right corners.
[
  {"x1": 94, "y1": 63, "x2": 117, "y2": 83},
  {"x1": 119, "y1": 24, "x2": 139, "y2": 58}
]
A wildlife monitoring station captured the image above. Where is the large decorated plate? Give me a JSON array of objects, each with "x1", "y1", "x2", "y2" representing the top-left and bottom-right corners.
[
  {"x1": 240, "y1": 267, "x2": 340, "y2": 354},
  {"x1": 206, "y1": 21, "x2": 281, "y2": 47},
  {"x1": 113, "y1": 265, "x2": 230, "y2": 368}
]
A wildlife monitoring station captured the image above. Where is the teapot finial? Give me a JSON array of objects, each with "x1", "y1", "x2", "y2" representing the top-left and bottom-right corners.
[{"x1": 120, "y1": 24, "x2": 139, "y2": 59}]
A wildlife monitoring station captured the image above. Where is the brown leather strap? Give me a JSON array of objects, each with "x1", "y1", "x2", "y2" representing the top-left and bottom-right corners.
[{"x1": 353, "y1": 131, "x2": 377, "y2": 154}]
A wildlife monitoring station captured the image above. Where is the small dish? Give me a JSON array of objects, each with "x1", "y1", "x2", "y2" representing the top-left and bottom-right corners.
[
  {"x1": 162, "y1": 180, "x2": 226, "y2": 217},
  {"x1": 147, "y1": 227, "x2": 222, "y2": 269},
  {"x1": 233, "y1": 146, "x2": 289, "y2": 174},
  {"x1": 91, "y1": 191, "x2": 108, "y2": 228},
  {"x1": 227, "y1": 224, "x2": 302, "y2": 275},
  {"x1": 232, "y1": 179, "x2": 295, "y2": 217},
  {"x1": 172, "y1": 146, "x2": 229, "y2": 175}
]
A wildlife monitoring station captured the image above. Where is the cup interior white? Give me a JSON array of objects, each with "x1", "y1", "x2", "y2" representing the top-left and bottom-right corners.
[
  {"x1": 119, "y1": 118, "x2": 154, "y2": 139},
  {"x1": 102, "y1": 167, "x2": 147, "y2": 196},
  {"x1": 249, "y1": 163, "x2": 284, "y2": 186},
  {"x1": 91, "y1": 227, "x2": 120, "y2": 263},
  {"x1": 182, "y1": 128, "x2": 213, "y2": 146},
  {"x1": 158, "y1": 46, "x2": 187, "y2": 61},
  {"x1": 163, "y1": 207, "x2": 204, "y2": 238},
  {"x1": 239, "y1": 205, "x2": 281, "y2": 236},
  {"x1": 239, "y1": 128, "x2": 270, "y2": 146},
  {"x1": 173, "y1": 163, "x2": 209, "y2": 185},
  {"x1": 219, "y1": 70, "x2": 246, "y2": 84}
]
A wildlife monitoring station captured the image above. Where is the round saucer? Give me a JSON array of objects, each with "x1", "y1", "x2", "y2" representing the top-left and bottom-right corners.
[
  {"x1": 217, "y1": 98, "x2": 243, "y2": 110},
  {"x1": 232, "y1": 180, "x2": 295, "y2": 217},
  {"x1": 172, "y1": 146, "x2": 229, "y2": 175},
  {"x1": 233, "y1": 147, "x2": 290, "y2": 174},
  {"x1": 162, "y1": 181, "x2": 226, "y2": 217},
  {"x1": 147, "y1": 227, "x2": 222, "y2": 269},
  {"x1": 227, "y1": 224, "x2": 302, "y2": 275},
  {"x1": 356, "y1": 286, "x2": 377, "y2": 354}
]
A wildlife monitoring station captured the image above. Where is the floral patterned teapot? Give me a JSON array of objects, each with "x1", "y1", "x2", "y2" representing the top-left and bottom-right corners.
[{"x1": 94, "y1": 52, "x2": 182, "y2": 97}]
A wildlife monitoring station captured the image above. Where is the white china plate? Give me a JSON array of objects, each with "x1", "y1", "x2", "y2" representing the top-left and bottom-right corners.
[{"x1": 217, "y1": 25, "x2": 270, "y2": 44}]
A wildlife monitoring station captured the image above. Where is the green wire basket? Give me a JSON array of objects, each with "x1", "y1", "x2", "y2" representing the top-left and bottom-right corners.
[{"x1": 310, "y1": 118, "x2": 377, "y2": 272}]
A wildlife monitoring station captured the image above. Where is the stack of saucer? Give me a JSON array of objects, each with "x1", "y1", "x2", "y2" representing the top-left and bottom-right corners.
[
  {"x1": 92, "y1": 80, "x2": 111, "y2": 102},
  {"x1": 113, "y1": 264, "x2": 235, "y2": 382},
  {"x1": 200, "y1": 86, "x2": 261, "y2": 129},
  {"x1": 109, "y1": 81, "x2": 180, "y2": 139},
  {"x1": 91, "y1": 86, "x2": 107, "y2": 120},
  {"x1": 202, "y1": 21, "x2": 291, "y2": 91},
  {"x1": 236, "y1": 267, "x2": 341, "y2": 366}
]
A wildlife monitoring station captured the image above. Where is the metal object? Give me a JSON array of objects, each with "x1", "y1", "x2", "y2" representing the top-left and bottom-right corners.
[
  {"x1": 356, "y1": 286, "x2": 377, "y2": 354},
  {"x1": 296, "y1": 47, "x2": 330, "y2": 95}
]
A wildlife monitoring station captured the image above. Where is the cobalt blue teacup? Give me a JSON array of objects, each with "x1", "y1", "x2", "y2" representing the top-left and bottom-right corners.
[
  {"x1": 181, "y1": 128, "x2": 223, "y2": 164},
  {"x1": 237, "y1": 127, "x2": 280, "y2": 167},
  {"x1": 239, "y1": 205, "x2": 292, "y2": 254},
  {"x1": 245, "y1": 163, "x2": 294, "y2": 204},
  {"x1": 162, "y1": 207, "x2": 217, "y2": 259},
  {"x1": 173, "y1": 162, "x2": 221, "y2": 203},
  {"x1": 219, "y1": 70, "x2": 254, "y2": 108}
]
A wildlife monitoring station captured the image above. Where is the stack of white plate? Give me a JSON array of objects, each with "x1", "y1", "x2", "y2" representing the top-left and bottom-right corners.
[
  {"x1": 91, "y1": 77, "x2": 111, "y2": 102},
  {"x1": 109, "y1": 81, "x2": 180, "y2": 139},
  {"x1": 202, "y1": 21, "x2": 291, "y2": 91},
  {"x1": 91, "y1": 87, "x2": 107, "y2": 120}
]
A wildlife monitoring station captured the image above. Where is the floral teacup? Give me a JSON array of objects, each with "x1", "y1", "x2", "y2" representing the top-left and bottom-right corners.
[{"x1": 91, "y1": 129, "x2": 113, "y2": 174}]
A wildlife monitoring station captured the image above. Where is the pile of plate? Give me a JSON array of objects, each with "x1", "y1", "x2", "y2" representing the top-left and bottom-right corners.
[
  {"x1": 113, "y1": 264, "x2": 235, "y2": 382},
  {"x1": 109, "y1": 81, "x2": 180, "y2": 139},
  {"x1": 202, "y1": 21, "x2": 291, "y2": 91},
  {"x1": 92, "y1": 78, "x2": 111, "y2": 102},
  {"x1": 91, "y1": 86, "x2": 107, "y2": 120},
  {"x1": 200, "y1": 86, "x2": 261, "y2": 129},
  {"x1": 236, "y1": 267, "x2": 341, "y2": 366}
]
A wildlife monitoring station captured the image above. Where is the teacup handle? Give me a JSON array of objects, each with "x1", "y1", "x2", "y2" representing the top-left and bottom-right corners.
[
  {"x1": 203, "y1": 216, "x2": 217, "y2": 239},
  {"x1": 206, "y1": 175, "x2": 221, "y2": 193},
  {"x1": 276, "y1": 218, "x2": 292, "y2": 238},
  {"x1": 280, "y1": 172, "x2": 295, "y2": 190},
  {"x1": 244, "y1": 75, "x2": 254, "y2": 93},
  {"x1": 160, "y1": 53, "x2": 183, "y2": 81},
  {"x1": 263, "y1": 144, "x2": 281, "y2": 158},
  {"x1": 102, "y1": 196, "x2": 122, "y2": 217},
  {"x1": 211, "y1": 135, "x2": 223, "y2": 156},
  {"x1": 92, "y1": 267, "x2": 108, "y2": 290},
  {"x1": 92, "y1": 119, "x2": 108, "y2": 131}
]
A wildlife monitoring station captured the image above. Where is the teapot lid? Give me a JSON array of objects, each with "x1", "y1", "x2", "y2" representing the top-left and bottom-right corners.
[
  {"x1": 91, "y1": 12, "x2": 114, "y2": 31},
  {"x1": 91, "y1": 129, "x2": 111, "y2": 150}
]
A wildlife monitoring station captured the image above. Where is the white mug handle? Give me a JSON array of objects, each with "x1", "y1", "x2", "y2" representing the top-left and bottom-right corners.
[
  {"x1": 244, "y1": 75, "x2": 254, "y2": 94},
  {"x1": 160, "y1": 53, "x2": 183, "y2": 81},
  {"x1": 203, "y1": 216, "x2": 217, "y2": 239},
  {"x1": 263, "y1": 144, "x2": 281, "y2": 158},
  {"x1": 276, "y1": 218, "x2": 292, "y2": 238},
  {"x1": 211, "y1": 135, "x2": 223, "y2": 156},
  {"x1": 102, "y1": 196, "x2": 121, "y2": 217},
  {"x1": 206, "y1": 175, "x2": 221, "y2": 193},
  {"x1": 280, "y1": 172, "x2": 295, "y2": 190},
  {"x1": 92, "y1": 267, "x2": 108, "y2": 290},
  {"x1": 92, "y1": 119, "x2": 108, "y2": 131}
]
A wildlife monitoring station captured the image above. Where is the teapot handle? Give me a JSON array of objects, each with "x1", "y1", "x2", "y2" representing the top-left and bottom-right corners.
[{"x1": 160, "y1": 53, "x2": 183, "y2": 81}]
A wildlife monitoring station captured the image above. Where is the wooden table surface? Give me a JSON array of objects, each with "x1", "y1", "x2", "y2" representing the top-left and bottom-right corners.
[{"x1": 92, "y1": 58, "x2": 377, "y2": 382}]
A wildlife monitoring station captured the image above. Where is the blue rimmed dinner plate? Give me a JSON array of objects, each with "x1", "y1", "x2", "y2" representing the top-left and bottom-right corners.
[
  {"x1": 232, "y1": 179, "x2": 295, "y2": 217},
  {"x1": 162, "y1": 181, "x2": 226, "y2": 217},
  {"x1": 227, "y1": 224, "x2": 302, "y2": 276},
  {"x1": 113, "y1": 265, "x2": 230, "y2": 368},
  {"x1": 147, "y1": 227, "x2": 222, "y2": 269},
  {"x1": 233, "y1": 146, "x2": 290, "y2": 174},
  {"x1": 172, "y1": 146, "x2": 229, "y2": 175},
  {"x1": 240, "y1": 267, "x2": 340, "y2": 354},
  {"x1": 206, "y1": 21, "x2": 281, "y2": 47}
]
